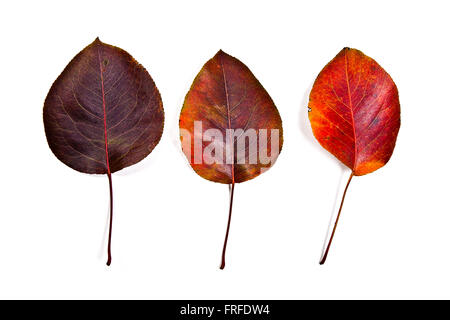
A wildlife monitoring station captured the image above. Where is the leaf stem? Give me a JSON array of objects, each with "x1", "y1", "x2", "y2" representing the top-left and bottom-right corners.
[
  {"x1": 220, "y1": 182, "x2": 235, "y2": 270},
  {"x1": 320, "y1": 172, "x2": 354, "y2": 265},
  {"x1": 106, "y1": 173, "x2": 113, "y2": 266}
]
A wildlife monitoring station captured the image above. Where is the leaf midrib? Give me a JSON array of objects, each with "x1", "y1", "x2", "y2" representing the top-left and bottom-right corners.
[
  {"x1": 344, "y1": 50, "x2": 357, "y2": 171},
  {"x1": 97, "y1": 44, "x2": 111, "y2": 175},
  {"x1": 220, "y1": 55, "x2": 235, "y2": 184}
]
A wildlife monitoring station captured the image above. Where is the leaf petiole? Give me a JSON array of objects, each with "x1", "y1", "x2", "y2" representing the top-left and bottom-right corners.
[
  {"x1": 220, "y1": 182, "x2": 235, "y2": 270},
  {"x1": 320, "y1": 172, "x2": 354, "y2": 265},
  {"x1": 106, "y1": 173, "x2": 113, "y2": 266}
]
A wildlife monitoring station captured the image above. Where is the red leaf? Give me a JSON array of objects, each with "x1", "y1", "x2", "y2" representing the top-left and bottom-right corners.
[
  {"x1": 43, "y1": 38, "x2": 164, "y2": 265},
  {"x1": 179, "y1": 50, "x2": 283, "y2": 269},
  {"x1": 308, "y1": 48, "x2": 400, "y2": 264},
  {"x1": 309, "y1": 48, "x2": 400, "y2": 176}
]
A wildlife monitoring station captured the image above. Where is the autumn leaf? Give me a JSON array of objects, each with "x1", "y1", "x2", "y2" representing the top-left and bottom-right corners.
[
  {"x1": 179, "y1": 50, "x2": 283, "y2": 269},
  {"x1": 43, "y1": 38, "x2": 164, "y2": 266},
  {"x1": 308, "y1": 47, "x2": 400, "y2": 264}
]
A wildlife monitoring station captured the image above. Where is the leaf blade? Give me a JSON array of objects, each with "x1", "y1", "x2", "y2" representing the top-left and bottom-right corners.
[
  {"x1": 308, "y1": 48, "x2": 400, "y2": 175},
  {"x1": 179, "y1": 50, "x2": 283, "y2": 183},
  {"x1": 44, "y1": 38, "x2": 164, "y2": 174}
]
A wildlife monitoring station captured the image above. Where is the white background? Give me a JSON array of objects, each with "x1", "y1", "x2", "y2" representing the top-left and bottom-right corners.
[{"x1": 0, "y1": 0, "x2": 449, "y2": 299}]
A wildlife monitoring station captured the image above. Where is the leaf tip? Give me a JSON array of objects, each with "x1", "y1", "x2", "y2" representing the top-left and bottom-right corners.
[
  {"x1": 215, "y1": 49, "x2": 228, "y2": 59},
  {"x1": 340, "y1": 47, "x2": 352, "y2": 55}
]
